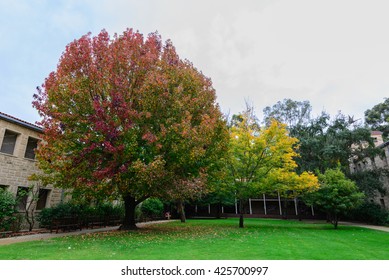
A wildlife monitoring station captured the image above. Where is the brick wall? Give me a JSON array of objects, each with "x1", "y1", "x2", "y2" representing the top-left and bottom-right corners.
[{"x1": 0, "y1": 117, "x2": 63, "y2": 209}]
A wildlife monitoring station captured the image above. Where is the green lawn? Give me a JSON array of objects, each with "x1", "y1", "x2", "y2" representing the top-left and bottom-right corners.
[{"x1": 0, "y1": 218, "x2": 388, "y2": 260}]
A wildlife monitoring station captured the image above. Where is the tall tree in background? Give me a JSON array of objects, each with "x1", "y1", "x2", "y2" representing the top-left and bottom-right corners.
[
  {"x1": 296, "y1": 112, "x2": 381, "y2": 174},
  {"x1": 263, "y1": 99, "x2": 382, "y2": 174},
  {"x1": 227, "y1": 107, "x2": 318, "y2": 228},
  {"x1": 33, "y1": 29, "x2": 227, "y2": 229},
  {"x1": 365, "y1": 98, "x2": 389, "y2": 138},
  {"x1": 263, "y1": 98, "x2": 312, "y2": 128}
]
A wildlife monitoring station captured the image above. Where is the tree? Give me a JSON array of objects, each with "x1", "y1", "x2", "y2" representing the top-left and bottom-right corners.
[
  {"x1": 33, "y1": 29, "x2": 227, "y2": 230},
  {"x1": 262, "y1": 99, "x2": 312, "y2": 128},
  {"x1": 365, "y1": 98, "x2": 389, "y2": 138},
  {"x1": 348, "y1": 169, "x2": 387, "y2": 199},
  {"x1": 305, "y1": 168, "x2": 364, "y2": 229},
  {"x1": 263, "y1": 100, "x2": 383, "y2": 174},
  {"x1": 16, "y1": 184, "x2": 44, "y2": 231},
  {"x1": 226, "y1": 107, "x2": 318, "y2": 228},
  {"x1": 289, "y1": 111, "x2": 380, "y2": 174}
]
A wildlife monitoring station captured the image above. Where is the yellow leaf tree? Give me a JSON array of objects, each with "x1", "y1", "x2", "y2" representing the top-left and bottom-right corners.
[{"x1": 227, "y1": 107, "x2": 318, "y2": 227}]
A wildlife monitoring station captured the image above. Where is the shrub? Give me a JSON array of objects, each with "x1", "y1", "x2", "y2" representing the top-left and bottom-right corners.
[
  {"x1": 140, "y1": 198, "x2": 164, "y2": 220},
  {"x1": 94, "y1": 203, "x2": 124, "y2": 218},
  {"x1": 9, "y1": 213, "x2": 24, "y2": 233},
  {"x1": 347, "y1": 202, "x2": 389, "y2": 225},
  {"x1": 0, "y1": 189, "x2": 17, "y2": 231},
  {"x1": 37, "y1": 202, "x2": 87, "y2": 228},
  {"x1": 37, "y1": 201, "x2": 124, "y2": 228}
]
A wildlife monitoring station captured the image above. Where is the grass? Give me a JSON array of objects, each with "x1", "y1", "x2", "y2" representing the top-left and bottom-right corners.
[{"x1": 0, "y1": 218, "x2": 388, "y2": 260}]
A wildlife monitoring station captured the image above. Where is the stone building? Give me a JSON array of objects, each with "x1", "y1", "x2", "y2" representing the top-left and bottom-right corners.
[
  {"x1": 349, "y1": 131, "x2": 389, "y2": 209},
  {"x1": 0, "y1": 112, "x2": 63, "y2": 214}
]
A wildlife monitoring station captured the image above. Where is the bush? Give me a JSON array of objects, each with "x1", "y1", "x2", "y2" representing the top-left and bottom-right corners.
[
  {"x1": 347, "y1": 202, "x2": 389, "y2": 225},
  {"x1": 37, "y1": 202, "x2": 87, "y2": 228},
  {"x1": 137, "y1": 198, "x2": 164, "y2": 221},
  {"x1": 9, "y1": 213, "x2": 24, "y2": 233},
  {"x1": 0, "y1": 189, "x2": 17, "y2": 231},
  {"x1": 94, "y1": 203, "x2": 124, "y2": 218},
  {"x1": 37, "y1": 201, "x2": 124, "y2": 228}
]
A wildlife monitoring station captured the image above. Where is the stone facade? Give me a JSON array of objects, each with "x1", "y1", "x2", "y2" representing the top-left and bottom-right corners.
[{"x1": 0, "y1": 112, "x2": 63, "y2": 213}]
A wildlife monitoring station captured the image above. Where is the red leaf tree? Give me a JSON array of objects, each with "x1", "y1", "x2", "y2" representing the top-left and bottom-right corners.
[{"x1": 33, "y1": 29, "x2": 227, "y2": 229}]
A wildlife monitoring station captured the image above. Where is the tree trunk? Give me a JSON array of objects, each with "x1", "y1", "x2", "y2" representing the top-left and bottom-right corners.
[
  {"x1": 296, "y1": 198, "x2": 302, "y2": 221},
  {"x1": 333, "y1": 213, "x2": 338, "y2": 229},
  {"x1": 283, "y1": 199, "x2": 288, "y2": 220},
  {"x1": 239, "y1": 199, "x2": 244, "y2": 228},
  {"x1": 177, "y1": 199, "x2": 186, "y2": 223},
  {"x1": 216, "y1": 203, "x2": 221, "y2": 219},
  {"x1": 121, "y1": 195, "x2": 138, "y2": 230}
]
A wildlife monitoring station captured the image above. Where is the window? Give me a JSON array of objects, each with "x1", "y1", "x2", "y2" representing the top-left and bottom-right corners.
[
  {"x1": 16, "y1": 186, "x2": 28, "y2": 211},
  {"x1": 0, "y1": 184, "x2": 8, "y2": 191},
  {"x1": 36, "y1": 189, "x2": 50, "y2": 210},
  {"x1": 0, "y1": 130, "x2": 18, "y2": 155},
  {"x1": 24, "y1": 137, "x2": 39, "y2": 159}
]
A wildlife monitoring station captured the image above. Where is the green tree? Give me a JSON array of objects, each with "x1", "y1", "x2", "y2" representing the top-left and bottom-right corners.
[
  {"x1": 263, "y1": 98, "x2": 312, "y2": 128},
  {"x1": 226, "y1": 107, "x2": 318, "y2": 228},
  {"x1": 263, "y1": 100, "x2": 383, "y2": 174},
  {"x1": 365, "y1": 98, "x2": 389, "y2": 138},
  {"x1": 305, "y1": 168, "x2": 364, "y2": 229},
  {"x1": 348, "y1": 169, "x2": 387, "y2": 199},
  {"x1": 33, "y1": 29, "x2": 227, "y2": 230}
]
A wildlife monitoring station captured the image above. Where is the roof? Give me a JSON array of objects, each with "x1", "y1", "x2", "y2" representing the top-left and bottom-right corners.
[
  {"x1": 0, "y1": 112, "x2": 43, "y2": 133},
  {"x1": 371, "y1": 131, "x2": 383, "y2": 135}
]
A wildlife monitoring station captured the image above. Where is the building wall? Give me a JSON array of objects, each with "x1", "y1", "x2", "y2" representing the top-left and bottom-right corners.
[{"x1": 0, "y1": 116, "x2": 63, "y2": 210}]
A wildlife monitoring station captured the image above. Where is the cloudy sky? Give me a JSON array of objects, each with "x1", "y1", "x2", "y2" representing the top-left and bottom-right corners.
[{"x1": 1, "y1": 0, "x2": 388, "y2": 124}]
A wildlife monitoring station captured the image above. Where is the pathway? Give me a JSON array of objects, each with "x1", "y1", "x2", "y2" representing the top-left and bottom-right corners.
[{"x1": 0, "y1": 220, "x2": 174, "y2": 246}]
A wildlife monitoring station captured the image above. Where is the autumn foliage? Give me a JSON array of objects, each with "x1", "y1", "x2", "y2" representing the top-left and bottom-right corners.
[
  {"x1": 226, "y1": 108, "x2": 318, "y2": 227},
  {"x1": 33, "y1": 29, "x2": 227, "y2": 229}
]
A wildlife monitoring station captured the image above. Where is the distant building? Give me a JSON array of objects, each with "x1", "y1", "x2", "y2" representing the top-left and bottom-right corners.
[
  {"x1": 0, "y1": 112, "x2": 63, "y2": 215},
  {"x1": 349, "y1": 131, "x2": 389, "y2": 209}
]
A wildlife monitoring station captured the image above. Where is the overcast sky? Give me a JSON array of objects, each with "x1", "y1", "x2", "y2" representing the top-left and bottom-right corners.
[{"x1": 1, "y1": 0, "x2": 388, "y2": 124}]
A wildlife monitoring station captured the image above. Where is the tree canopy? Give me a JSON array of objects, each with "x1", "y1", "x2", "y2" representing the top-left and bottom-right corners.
[
  {"x1": 262, "y1": 98, "x2": 312, "y2": 128},
  {"x1": 263, "y1": 100, "x2": 383, "y2": 174},
  {"x1": 365, "y1": 98, "x2": 389, "y2": 138},
  {"x1": 33, "y1": 29, "x2": 228, "y2": 229},
  {"x1": 304, "y1": 168, "x2": 364, "y2": 229},
  {"x1": 226, "y1": 107, "x2": 318, "y2": 227}
]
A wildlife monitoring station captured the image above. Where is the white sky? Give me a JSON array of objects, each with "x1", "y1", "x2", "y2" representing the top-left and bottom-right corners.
[{"x1": 0, "y1": 0, "x2": 388, "y2": 124}]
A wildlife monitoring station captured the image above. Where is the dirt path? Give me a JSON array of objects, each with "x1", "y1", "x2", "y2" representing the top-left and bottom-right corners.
[
  {"x1": 303, "y1": 219, "x2": 389, "y2": 232},
  {"x1": 338, "y1": 221, "x2": 389, "y2": 232},
  {"x1": 0, "y1": 220, "x2": 174, "y2": 246}
]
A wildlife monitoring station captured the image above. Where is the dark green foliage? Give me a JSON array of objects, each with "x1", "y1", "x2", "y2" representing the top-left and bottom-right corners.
[
  {"x1": 139, "y1": 198, "x2": 164, "y2": 220},
  {"x1": 94, "y1": 202, "x2": 124, "y2": 218},
  {"x1": 37, "y1": 202, "x2": 124, "y2": 228},
  {"x1": 365, "y1": 98, "x2": 389, "y2": 138},
  {"x1": 294, "y1": 113, "x2": 381, "y2": 174},
  {"x1": 347, "y1": 202, "x2": 389, "y2": 225},
  {"x1": 263, "y1": 99, "x2": 383, "y2": 174},
  {"x1": 0, "y1": 188, "x2": 17, "y2": 231},
  {"x1": 348, "y1": 169, "x2": 387, "y2": 198},
  {"x1": 37, "y1": 203, "x2": 83, "y2": 228}
]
